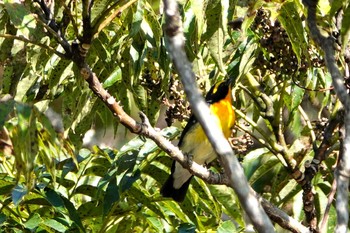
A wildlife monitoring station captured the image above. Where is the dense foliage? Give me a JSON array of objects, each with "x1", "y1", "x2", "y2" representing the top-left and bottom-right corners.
[{"x1": 0, "y1": 0, "x2": 349, "y2": 232}]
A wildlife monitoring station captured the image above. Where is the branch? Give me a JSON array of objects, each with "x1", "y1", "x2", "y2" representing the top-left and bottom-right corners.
[
  {"x1": 302, "y1": 0, "x2": 350, "y2": 232},
  {"x1": 261, "y1": 197, "x2": 311, "y2": 233},
  {"x1": 81, "y1": 0, "x2": 93, "y2": 44},
  {"x1": 33, "y1": 0, "x2": 72, "y2": 56},
  {"x1": 92, "y1": 0, "x2": 137, "y2": 38},
  {"x1": 58, "y1": 0, "x2": 79, "y2": 37},
  {"x1": 0, "y1": 34, "x2": 67, "y2": 58},
  {"x1": 162, "y1": 0, "x2": 274, "y2": 232}
]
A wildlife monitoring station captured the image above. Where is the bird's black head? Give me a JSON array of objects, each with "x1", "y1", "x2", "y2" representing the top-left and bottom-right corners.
[{"x1": 205, "y1": 79, "x2": 232, "y2": 104}]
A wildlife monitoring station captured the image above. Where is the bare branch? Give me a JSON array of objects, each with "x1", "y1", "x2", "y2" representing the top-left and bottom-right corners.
[{"x1": 261, "y1": 197, "x2": 311, "y2": 233}]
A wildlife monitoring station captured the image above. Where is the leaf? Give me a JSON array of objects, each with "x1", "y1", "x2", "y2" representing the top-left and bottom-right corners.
[
  {"x1": 0, "y1": 97, "x2": 15, "y2": 128},
  {"x1": 119, "y1": 169, "x2": 141, "y2": 192},
  {"x1": 103, "y1": 177, "x2": 119, "y2": 216},
  {"x1": 238, "y1": 39, "x2": 258, "y2": 77},
  {"x1": 277, "y1": 1, "x2": 308, "y2": 64},
  {"x1": 217, "y1": 220, "x2": 239, "y2": 233},
  {"x1": 48, "y1": 58, "x2": 73, "y2": 97},
  {"x1": 73, "y1": 185, "x2": 99, "y2": 198},
  {"x1": 178, "y1": 223, "x2": 196, "y2": 233},
  {"x1": 204, "y1": 0, "x2": 227, "y2": 73},
  {"x1": 341, "y1": 4, "x2": 350, "y2": 50},
  {"x1": 209, "y1": 185, "x2": 244, "y2": 227},
  {"x1": 283, "y1": 85, "x2": 304, "y2": 113},
  {"x1": 329, "y1": 0, "x2": 344, "y2": 17},
  {"x1": 129, "y1": 0, "x2": 144, "y2": 37},
  {"x1": 42, "y1": 218, "x2": 67, "y2": 232},
  {"x1": 103, "y1": 67, "x2": 122, "y2": 88},
  {"x1": 77, "y1": 200, "x2": 103, "y2": 219},
  {"x1": 12, "y1": 184, "x2": 28, "y2": 206},
  {"x1": 24, "y1": 213, "x2": 42, "y2": 230},
  {"x1": 61, "y1": 194, "x2": 85, "y2": 232},
  {"x1": 248, "y1": 156, "x2": 280, "y2": 191},
  {"x1": 146, "y1": 216, "x2": 164, "y2": 232},
  {"x1": 0, "y1": 213, "x2": 7, "y2": 225},
  {"x1": 91, "y1": 0, "x2": 114, "y2": 23},
  {"x1": 4, "y1": 0, "x2": 42, "y2": 39},
  {"x1": 43, "y1": 188, "x2": 65, "y2": 210},
  {"x1": 0, "y1": 175, "x2": 15, "y2": 195},
  {"x1": 143, "y1": 2, "x2": 162, "y2": 47}
]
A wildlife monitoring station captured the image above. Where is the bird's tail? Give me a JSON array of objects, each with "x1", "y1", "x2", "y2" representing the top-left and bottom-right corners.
[{"x1": 160, "y1": 174, "x2": 192, "y2": 202}]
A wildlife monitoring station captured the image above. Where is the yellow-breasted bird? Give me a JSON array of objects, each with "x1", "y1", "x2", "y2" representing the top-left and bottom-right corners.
[{"x1": 161, "y1": 78, "x2": 235, "y2": 202}]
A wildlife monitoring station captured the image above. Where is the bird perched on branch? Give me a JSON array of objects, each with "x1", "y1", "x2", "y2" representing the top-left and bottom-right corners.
[{"x1": 161, "y1": 78, "x2": 235, "y2": 202}]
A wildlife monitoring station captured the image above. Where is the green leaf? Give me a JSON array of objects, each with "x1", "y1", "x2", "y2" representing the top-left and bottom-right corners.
[
  {"x1": 0, "y1": 97, "x2": 15, "y2": 128},
  {"x1": 43, "y1": 188, "x2": 65, "y2": 210},
  {"x1": 73, "y1": 185, "x2": 99, "y2": 198},
  {"x1": 24, "y1": 213, "x2": 43, "y2": 230},
  {"x1": 248, "y1": 156, "x2": 280, "y2": 191},
  {"x1": 61, "y1": 195, "x2": 85, "y2": 232},
  {"x1": 0, "y1": 176, "x2": 15, "y2": 195},
  {"x1": 1, "y1": 65, "x2": 14, "y2": 94},
  {"x1": 277, "y1": 1, "x2": 308, "y2": 64},
  {"x1": 129, "y1": 0, "x2": 144, "y2": 37},
  {"x1": 204, "y1": 0, "x2": 228, "y2": 74},
  {"x1": 91, "y1": 0, "x2": 113, "y2": 23},
  {"x1": 0, "y1": 213, "x2": 6, "y2": 225},
  {"x1": 4, "y1": 0, "x2": 42, "y2": 39},
  {"x1": 329, "y1": 0, "x2": 344, "y2": 17},
  {"x1": 143, "y1": 3, "x2": 162, "y2": 47},
  {"x1": 217, "y1": 220, "x2": 238, "y2": 233},
  {"x1": 103, "y1": 67, "x2": 122, "y2": 88},
  {"x1": 120, "y1": 169, "x2": 141, "y2": 192},
  {"x1": 146, "y1": 216, "x2": 164, "y2": 232},
  {"x1": 42, "y1": 218, "x2": 67, "y2": 233},
  {"x1": 341, "y1": 4, "x2": 350, "y2": 50},
  {"x1": 283, "y1": 85, "x2": 304, "y2": 113},
  {"x1": 238, "y1": 39, "x2": 258, "y2": 77},
  {"x1": 209, "y1": 185, "x2": 243, "y2": 227},
  {"x1": 104, "y1": 177, "x2": 119, "y2": 215},
  {"x1": 178, "y1": 223, "x2": 196, "y2": 233}
]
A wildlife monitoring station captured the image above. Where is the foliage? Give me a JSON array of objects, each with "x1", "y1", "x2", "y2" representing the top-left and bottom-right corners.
[{"x1": 0, "y1": 0, "x2": 349, "y2": 232}]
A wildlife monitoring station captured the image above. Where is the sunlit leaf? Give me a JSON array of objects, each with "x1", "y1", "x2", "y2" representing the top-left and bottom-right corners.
[{"x1": 277, "y1": 1, "x2": 308, "y2": 64}]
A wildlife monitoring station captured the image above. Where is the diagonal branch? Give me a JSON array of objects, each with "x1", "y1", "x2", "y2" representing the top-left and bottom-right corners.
[{"x1": 162, "y1": 0, "x2": 274, "y2": 232}]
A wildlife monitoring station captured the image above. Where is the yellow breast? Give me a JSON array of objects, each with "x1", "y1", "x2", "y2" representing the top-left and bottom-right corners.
[{"x1": 210, "y1": 95, "x2": 235, "y2": 138}]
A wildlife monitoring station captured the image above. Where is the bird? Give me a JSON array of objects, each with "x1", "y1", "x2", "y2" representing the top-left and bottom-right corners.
[{"x1": 160, "y1": 78, "x2": 235, "y2": 202}]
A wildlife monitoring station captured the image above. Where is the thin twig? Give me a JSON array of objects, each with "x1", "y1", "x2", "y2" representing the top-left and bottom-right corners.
[
  {"x1": 0, "y1": 34, "x2": 67, "y2": 58},
  {"x1": 319, "y1": 177, "x2": 337, "y2": 233},
  {"x1": 32, "y1": 14, "x2": 72, "y2": 55}
]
